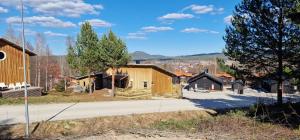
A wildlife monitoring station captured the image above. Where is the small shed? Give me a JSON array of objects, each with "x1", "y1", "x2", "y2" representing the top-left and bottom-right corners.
[
  {"x1": 262, "y1": 79, "x2": 293, "y2": 93},
  {"x1": 187, "y1": 71, "x2": 223, "y2": 91},
  {"x1": 72, "y1": 72, "x2": 103, "y2": 90}
]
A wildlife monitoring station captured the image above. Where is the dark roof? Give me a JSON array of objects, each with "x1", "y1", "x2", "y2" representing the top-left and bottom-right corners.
[
  {"x1": 72, "y1": 72, "x2": 103, "y2": 80},
  {"x1": 124, "y1": 64, "x2": 178, "y2": 77},
  {"x1": 0, "y1": 38, "x2": 36, "y2": 56},
  {"x1": 188, "y1": 71, "x2": 223, "y2": 85}
]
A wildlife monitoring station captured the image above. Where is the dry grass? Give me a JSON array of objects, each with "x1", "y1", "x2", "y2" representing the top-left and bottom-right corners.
[
  {"x1": 0, "y1": 110, "x2": 211, "y2": 139},
  {"x1": 1, "y1": 110, "x2": 300, "y2": 140},
  {"x1": 0, "y1": 89, "x2": 129, "y2": 105}
]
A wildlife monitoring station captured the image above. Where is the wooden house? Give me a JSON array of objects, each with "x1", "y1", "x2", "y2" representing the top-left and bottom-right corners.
[
  {"x1": 175, "y1": 69, "x2": 193, "y2": 84},
  {"x1": 0, "y1": 38, "x2": 36, "y2": 84},
  {"x1": 106, "y1": 64, "x2": 181, "y2": 96},
  {"x1": 187, "y1": 71, "x2": 223, "y2": 91},
  {"x1": 71, "y1": 72, "x2": 103, "y2": 90},
  {"x1": 215, "y1": 72, "x2": 234, "y2": 85}
]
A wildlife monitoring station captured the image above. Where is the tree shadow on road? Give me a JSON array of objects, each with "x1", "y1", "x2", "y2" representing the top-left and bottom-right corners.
[
  {"x1": 183, "y1": 94, "x2": 276, "y2": 110},
  {"x1": 184, "y1": 94, "x2": 300, "y2": 129},
  {"x1": 31, "y1": 102, "x2": 78, "y2": 136}
]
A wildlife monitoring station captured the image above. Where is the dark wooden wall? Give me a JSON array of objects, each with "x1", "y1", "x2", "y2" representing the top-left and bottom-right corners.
[{"x1": 189, "y1": 76, "x2": 223, "y2": 91}]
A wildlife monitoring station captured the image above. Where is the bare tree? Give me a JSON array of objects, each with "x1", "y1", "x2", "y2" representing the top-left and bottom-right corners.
[
  {"x1": 34, "y1": 33, "x2": 46, "y2": 87},
  {"x1": 45, "y1": 45, "x2": 51, "y2": 91},
  {"x1": 3, "y1": 24, "x2": 18, "y2": 43}
]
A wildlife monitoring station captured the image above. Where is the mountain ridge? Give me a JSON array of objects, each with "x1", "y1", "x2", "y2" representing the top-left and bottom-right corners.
[{"x1": 130, "y1": 51, "x2": 226, "y2": 60}]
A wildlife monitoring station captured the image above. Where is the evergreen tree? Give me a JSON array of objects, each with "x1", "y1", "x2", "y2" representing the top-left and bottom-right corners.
[
  {"x1": 67, "y1": 22, "x2": 102, "y2": 94},
  {"x1": 224, "y1": 0, "x2": 300, "y2": 104},
  {"x1": 288, "y1": 0, "x2": 300, "y2": 23},
  {"x1": 98, "y1": 30, "x2": 130, "y2": 97}
]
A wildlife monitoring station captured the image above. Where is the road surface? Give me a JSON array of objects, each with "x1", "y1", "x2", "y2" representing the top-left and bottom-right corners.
[
  {"x1": 0, "y1": 99, "x2": 201, "y2": 125},
  {"x1": 1, "y1": 90, "x2": 299, "y2": 125}
]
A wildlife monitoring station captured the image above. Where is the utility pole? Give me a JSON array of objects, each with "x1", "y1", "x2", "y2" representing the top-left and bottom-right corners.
[{"x1": 20, "y1": 0, "x2": 30, "y2": 138}]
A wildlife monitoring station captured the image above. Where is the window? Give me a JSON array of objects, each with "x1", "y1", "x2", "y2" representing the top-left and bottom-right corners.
[
  {"x1": 143, "y1": 81, "x2": 148, "y2": 88},
  {"x1": 0, "y1": 51, "x2": 6, "y2": 61}
]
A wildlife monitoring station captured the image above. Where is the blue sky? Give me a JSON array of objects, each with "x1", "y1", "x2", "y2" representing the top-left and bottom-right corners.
[{"x1": 0, "y1": 0, "x2": 240, "y2": 56}]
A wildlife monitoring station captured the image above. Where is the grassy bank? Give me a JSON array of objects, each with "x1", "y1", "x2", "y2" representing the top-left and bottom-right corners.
[
  {"x1": 1, "y1": 107, "x2": 300, "y2": 139},
  {"x1": 0, "y1": 90, "x2": 127, "y2": 105}
]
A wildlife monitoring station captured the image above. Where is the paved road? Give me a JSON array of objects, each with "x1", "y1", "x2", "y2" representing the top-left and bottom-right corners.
[
  {"x1": 0, "y1": 99, "x2": 201, "y2": 125},
  {"x1": 1, "y1": 90, "x2": 300, "y2": 125}
]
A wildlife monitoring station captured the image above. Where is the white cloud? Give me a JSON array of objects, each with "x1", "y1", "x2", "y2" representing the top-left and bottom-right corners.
[
  {"x1": 126, "y1": 32, "x2": 147, "y2": 40},
  {"x1": 79, "y1": 19, "x2": 112, "y2": 27},
  {"x1": 44, "y1": 31, "x2": 67, "y2": 37},
  {"x1": 16, "y1": 28, "x2": 36, "y2": 36},
  {"x1": 6, "y1": 16, "x2": 76, "y2": 28},
  {"x1": 158, "y1": 13, "x2": 194, "y2": 20},
  {"x1": 224, "y1": 15, "x2": 233, "y2": 24},
  {"x1": 141, "y1": 26, "x2": 173, "y2": 32},
  {"x1": 183, "y1": 4, "x2": 224, "y2": 14},
  {"x1": 0, "y1": 6, "x2": 8, "y2": 13},
  {"x1": 181, "y1": 28, "x2": 219, "y2": 34},
  {"x1": 0, "y1": 0, "x2": 103, "y2": 17}
]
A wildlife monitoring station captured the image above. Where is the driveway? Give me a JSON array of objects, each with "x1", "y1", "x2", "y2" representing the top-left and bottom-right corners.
[
  {"x1": 183, "y1": 88, "x2": 300, "y2": 109},
  {"x1": 0, "y1": 99, "x2": 201, "y2": 125},
  {"x1": 1, "y1": 89, "x2": 300, "y2": 125}
]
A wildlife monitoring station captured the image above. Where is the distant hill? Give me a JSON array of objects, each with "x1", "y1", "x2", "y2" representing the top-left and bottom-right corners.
[
  {"x1": 130, "y1": 51, "x2": 169, "y2": 60},
  {"x1": 130, "y1": 51, "x2": 226, "y2": 60},
  {"x1": 175, "y1": 53, "x2": 227, "y2": 60}
]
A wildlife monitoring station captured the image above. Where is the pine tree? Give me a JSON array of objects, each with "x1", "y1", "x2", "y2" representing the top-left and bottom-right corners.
[
  {"x1": 66, "y1": 22, "x2": 102, "y2": 94},
  {"x1": 224, "y1": 0, "x2": 300, "y2": 104},
  {"x1": 98, "y1": 30, "x2": 130, "y2": 97}
]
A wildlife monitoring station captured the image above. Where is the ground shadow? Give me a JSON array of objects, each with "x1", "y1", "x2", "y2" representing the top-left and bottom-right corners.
[
  {"x1": 31, "y1": 102, "x2": 78, "y2": 135},
  {"x1": 0, "y1": 119, "x2": 23, "y2": 139},
  {"x1": 183, "y1": 94, "x2": 276, "y2": 110},
  {"x1": 184, "y1": 93, "x2": 300, "y2": 129}
]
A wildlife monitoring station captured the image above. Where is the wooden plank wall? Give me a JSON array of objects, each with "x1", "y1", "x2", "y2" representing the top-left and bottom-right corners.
[
  {"x1": 108, "y1": 67, "x2": 153, "y2": 90},
  {"x1": 0, "y1": 44, "x2": 30, "y2": 84},
  {"x1": 151, "y1": 69, "x2": 173, "y2": 95}
]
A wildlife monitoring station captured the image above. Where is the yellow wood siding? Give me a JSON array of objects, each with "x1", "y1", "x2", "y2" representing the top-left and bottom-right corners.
[
  {"x1": 107, "y1": 66, "x2": 177, "y2": 96},
  {"x1": 108, "y1": 67, "x2": 152, "y2": 90},
  {"x1": 0, "y1": 44, "x2": 30, "y2": 84},
  {"x1": 77, "y1": 78, "x2": 95, "y2": 88},
  {"x1": 151, "y1": 68, "x2": 173, "y2": 95}
]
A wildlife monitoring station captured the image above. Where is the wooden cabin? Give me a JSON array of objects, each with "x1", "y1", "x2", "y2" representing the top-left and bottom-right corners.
[
  {"x1": 0, "y1": 38, "x2": 36, "y2": 84},
  {"x1": 106, "y1": 64, "x2": 181, "y2": 96},
  {"x1": 187, "y1": 71, "x2": 223, "y2": 91},
  {"x1": 71, "y1": 73, "x2": 103, "y2": 90}
]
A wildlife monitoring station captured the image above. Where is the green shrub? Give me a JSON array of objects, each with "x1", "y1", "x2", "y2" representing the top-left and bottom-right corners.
[
  {"x1": 227, "y1": 110, "x2": 247, "y2": 117},
  {"x1": 152, "y1": 119, "x2": 199, "y2": 130},
  {"x1": 54, "y1": 80, "x2": 65, "y2": 92}
]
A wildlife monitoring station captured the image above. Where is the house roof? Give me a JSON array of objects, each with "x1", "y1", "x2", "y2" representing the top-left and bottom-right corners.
[
  {"x1": 188, "y1": 71, "x2": 223, "y2": 85},
  {"x1": 215, "y1": 72, "x2": 233, "y2": 79},
  {"x1": 0, "y1": 38, "x2": 36, "y2": 56},
  {"x1": 71, "y1": 72, "x2": 103, "y2": 80},
  {"x1": 175, "y1": 70, "x2": 193, "y2": 77},
  {"x1": 124, "y1": 64, "x2": 178, "y2": 77}
]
